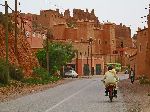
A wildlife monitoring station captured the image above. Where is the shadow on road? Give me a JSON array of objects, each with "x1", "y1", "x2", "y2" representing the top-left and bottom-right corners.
[{"x1": 97, "y1": 100, "x2": 121, "y2": 104}]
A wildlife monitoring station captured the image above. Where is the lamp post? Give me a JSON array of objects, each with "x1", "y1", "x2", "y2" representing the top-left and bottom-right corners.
[
  {"x1": 88, "y1": 37, "x2": 94, "y2": 75},
  {"x1": 87, "y1": 45, "x2": 89, "y2": 65},
  {"x1": 85, "y1": 45, "x2": 90, "y2": 75},
  {"x1": 76, "y1": 50, "x2": 78, "y2": 74}
]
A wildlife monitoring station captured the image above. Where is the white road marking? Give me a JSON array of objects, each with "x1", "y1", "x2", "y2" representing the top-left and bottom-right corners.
[{"x1": 45, "y1": 81, "x2": 94, "y2": 112}]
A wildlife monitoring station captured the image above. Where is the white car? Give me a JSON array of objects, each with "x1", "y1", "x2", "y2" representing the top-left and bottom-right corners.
[{"x1": 65, "y1": 70, "x2": 78, "y2": 78}]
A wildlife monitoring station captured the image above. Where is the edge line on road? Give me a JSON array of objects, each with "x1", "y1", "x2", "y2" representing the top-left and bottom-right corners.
[{"x1": 45, "y1": 81, "x2": 95, "y2": 112}]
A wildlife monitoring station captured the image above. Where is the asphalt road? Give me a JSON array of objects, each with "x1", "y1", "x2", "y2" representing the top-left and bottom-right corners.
[{"x1": 0, "y1": 74, "x2": 128, "y2": 112}]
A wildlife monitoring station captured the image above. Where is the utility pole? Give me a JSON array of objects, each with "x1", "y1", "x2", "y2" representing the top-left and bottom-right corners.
[
  {"x1": 90, "y1": 42, "x2": 93, "y2": 75},
  {"x1": 14, "y1": 0, "x2": 18, "y2": 76},
  {"x1": 76, "y1": 50, "x2": 78, "y2": 74},
  {"x1": 5, "y1": 1, "x2": 9, "y2": 83},
  {"x1": 85, "y1": 45, "x2": 89, "y2": 75},
  {"x1": 46, "y1": 37, "x2": 50, "y2": 74},
  {"x1": 46, "y1": 30, "x2": 50, "y2": 75}
]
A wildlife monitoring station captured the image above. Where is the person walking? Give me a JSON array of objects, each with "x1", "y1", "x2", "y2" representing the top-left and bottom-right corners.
[{"x1": 130, "y1": 68, "x2": 135, "y2": 84}]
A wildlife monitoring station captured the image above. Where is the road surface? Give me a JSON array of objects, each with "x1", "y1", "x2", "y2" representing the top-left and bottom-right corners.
[{"x1": 0, "y1": 74, "x2": 128, "y2": 112}]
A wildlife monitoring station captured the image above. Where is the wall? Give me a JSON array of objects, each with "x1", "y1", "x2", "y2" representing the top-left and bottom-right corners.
[
  {"x1": 53, "y1": 24, "x2": 66, "y2": 40},
  {"x1": 145, "y1": 13, "x2": 150, "y2": 78},
  {"x1": 136, "y1": 28, "x2": 148, "y2": 77}
]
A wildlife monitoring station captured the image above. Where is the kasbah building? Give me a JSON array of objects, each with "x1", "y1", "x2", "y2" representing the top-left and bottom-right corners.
[{"x1": 16, "y1": 8, "x2": 136, "y2": 76}]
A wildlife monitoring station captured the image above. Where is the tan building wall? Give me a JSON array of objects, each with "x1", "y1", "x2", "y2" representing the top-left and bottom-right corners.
[
  {"x1": 136, "y1": 28, "x2": 148, "y2": 77},
  {"x1": 115, "y1": 23, "x2": 132, "y2": 48},
  {"x1": 145, "y1": 13, "x2": 150, "y2": 78},
  {"x1": 102, "y1": 23, "x2": 116, "y2": 55},
  {"x1": 94, "y1": 28, "x2": 104, "y2": 54},
  {"x1": 65, "y1": 9, "x2": 100, "y2": 27},
  {"x1": 32, "y1": 9, "x2": 66, "y2": 29},
  {"x1": 53, "y1": 24, "x2": 66, "y2": 40},
  {"x1": 64, "y1": 28, "x2": 78, "y2": 41}
]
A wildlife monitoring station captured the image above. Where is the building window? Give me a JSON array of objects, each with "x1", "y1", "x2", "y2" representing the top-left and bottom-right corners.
[
  {"x1": 139, "y1": 44, "x2": 142, "y2": 52},
  {"x1": 146, "y1": 42, "x2": 148, "y2": 49},
  {"x1": 121, "y1": 42, "x2": 123, "y2": 48},
  {"x1": 98, "y1": 39, "x2": 101, "y2": 44},
  {"x1": 112, "y1": 40, "x2": 114, "y2": 44}
]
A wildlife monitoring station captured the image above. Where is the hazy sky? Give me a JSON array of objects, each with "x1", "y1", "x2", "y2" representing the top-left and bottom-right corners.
[{"x1": 0, "y1": 0, "x2": 150, "y2": 36}]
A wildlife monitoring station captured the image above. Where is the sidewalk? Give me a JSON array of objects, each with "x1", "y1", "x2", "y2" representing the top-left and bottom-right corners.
[
  {"x1": 118, "y1": 79, "x2": 150, "y2": 112},
  {"x1": 79, "y1": 75, "x2": 103, "y2": 79}
]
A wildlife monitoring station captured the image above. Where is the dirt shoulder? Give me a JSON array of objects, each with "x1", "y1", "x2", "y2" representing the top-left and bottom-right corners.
[
  {"x1": 118, "y1": 79, "x2": 150, "y2": 112},
  {"x1": 0, "y1": 78, "x2": 76, "y2": 102}
]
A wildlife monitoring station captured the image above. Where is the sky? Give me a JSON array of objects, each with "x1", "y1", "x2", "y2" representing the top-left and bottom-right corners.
[{"x1": 0, "y1": 0, "x2": 150, "y2": 36}]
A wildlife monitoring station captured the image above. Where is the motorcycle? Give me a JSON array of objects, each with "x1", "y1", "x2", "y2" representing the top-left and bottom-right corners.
[{"x1": 106, "y1": 84, "x2": 116, "y2": 102}]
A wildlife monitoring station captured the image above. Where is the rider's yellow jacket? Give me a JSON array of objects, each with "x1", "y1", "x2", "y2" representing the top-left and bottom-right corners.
[{"x1": 103, "y1": 70, "x2": 119, "y2": 87}]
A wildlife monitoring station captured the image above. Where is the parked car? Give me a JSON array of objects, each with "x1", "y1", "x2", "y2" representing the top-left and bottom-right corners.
[{"x1": 64, "y1": 70, "x2": 78, "y2": 78}]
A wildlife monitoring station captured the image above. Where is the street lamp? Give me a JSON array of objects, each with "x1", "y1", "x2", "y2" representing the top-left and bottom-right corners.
[
  {"x1": 75, "y1": 50, "x2": 78, "y2": 74},
  {"x1": 88, "y1": 37, "x2": 94, "y2": 75},
  {"x1": 87, "y1": 45, "x2": 89, "y2": 65},
  {"x1": 85, "y1": 45, "x2": 90, "y2": 76}
]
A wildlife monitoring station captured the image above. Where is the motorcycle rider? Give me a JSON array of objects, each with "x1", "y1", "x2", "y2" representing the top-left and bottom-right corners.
[{"x1": 102, "y1": 66, "x2": 119, "y2": 97}]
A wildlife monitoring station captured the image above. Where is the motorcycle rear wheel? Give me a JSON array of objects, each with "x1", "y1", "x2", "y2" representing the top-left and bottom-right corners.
[{"x1": 109, "y1": 89, "x2": 113, "y2": 102}]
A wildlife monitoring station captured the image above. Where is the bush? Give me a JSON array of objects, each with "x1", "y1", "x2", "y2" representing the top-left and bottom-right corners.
[
  {"x1": 23, "y1": 67, "x2": 61, "y2": 85},
  {"x1": 33, "y1": 67, "x2": 50, "y2": 80},
  {"x1": 9, "y1": 64, "x2": 24, "y2": 81},
  {"x1": 139, "y1": 75, "x2": 150, "y2": 84},
  {"x1": 0, "y1": 59, "x2": 9, "y2": 84}
]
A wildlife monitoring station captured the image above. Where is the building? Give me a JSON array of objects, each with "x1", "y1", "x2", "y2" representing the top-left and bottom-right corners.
[
  {"x1": 136, "y1": 28, "x2": 148, "y2": 77},
  {"x1": 145, "y1": 11, "x2": 150, "y2": 78},
  {"x1": 18, "y1": 9, "x2": 132, "y2": 76}
]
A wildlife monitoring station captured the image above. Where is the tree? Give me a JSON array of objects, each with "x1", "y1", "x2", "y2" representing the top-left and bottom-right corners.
[{"x1": 36, "y1": 41, "x2": 75, "y2": 75}]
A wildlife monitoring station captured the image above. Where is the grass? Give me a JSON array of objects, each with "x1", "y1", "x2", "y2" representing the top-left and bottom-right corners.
[
  {"x1": 0, "y1": 67, "x2": 62, "y2": 87},
  {"x1": 139, "y1": 76, "x2": 150, "y2": 85},
  {"x1": 23, "y1": 75, "x2": 61, "y2": 85},
  {"x1": 0, "y1": 82, "x2": 6, "y2": 87}
]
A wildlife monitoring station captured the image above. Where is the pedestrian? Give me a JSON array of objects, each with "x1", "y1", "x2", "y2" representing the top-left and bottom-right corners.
[{"x1": 130, "y1": 68, "x2": 135, "y2": 84}]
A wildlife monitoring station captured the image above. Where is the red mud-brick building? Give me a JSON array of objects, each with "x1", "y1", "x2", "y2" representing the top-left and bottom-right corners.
[
  {"x1": 17, "y1": 9, "x2": 132, "y2": 76},
  {"x1": 136, "y1": 28, "x2": 148, "y2": 77},
  {"x1": 145, "y1": 11, "x2": 150, "y2": 78}
]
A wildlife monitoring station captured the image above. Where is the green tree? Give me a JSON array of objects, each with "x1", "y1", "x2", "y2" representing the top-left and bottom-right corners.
[{"x1": 36, "y1": 41, "x2": 75, "y2": 75}]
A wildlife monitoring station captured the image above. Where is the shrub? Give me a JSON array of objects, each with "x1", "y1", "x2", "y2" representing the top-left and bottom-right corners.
[
  {"x1": 139, "y1": 75, "x2": 150, "y2": 84},
  {"x1": 9, "y1": 64, "x2": 24, "y2": 81},
  {"x1": 0, "y1": 59, "x2": 9, "y2": 84},
  {"x1": 33, "y1": 67, "x2": 50, "y2": 80},
  {"x1": 23, "y1": 67, "x2": 61, "y2": 85}
]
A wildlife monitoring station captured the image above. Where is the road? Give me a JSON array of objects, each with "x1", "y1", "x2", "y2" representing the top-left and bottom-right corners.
[{"x1": 0, "y1": 74, "x2": 128, "y2": 112}]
